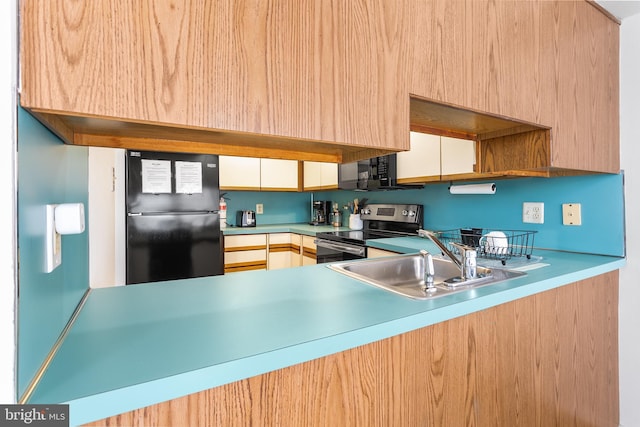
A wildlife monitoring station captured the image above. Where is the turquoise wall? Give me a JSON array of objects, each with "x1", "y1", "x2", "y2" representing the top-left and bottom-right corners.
[
  {"x1": 230, "y1": 173, "x2": 625, "y2": 257},
  {"x1": 17, "y1": 107, "x2": 90, "y2": 397},
  {"x1": 223, "y1": 191, "x2": 312, "y2": 225}
]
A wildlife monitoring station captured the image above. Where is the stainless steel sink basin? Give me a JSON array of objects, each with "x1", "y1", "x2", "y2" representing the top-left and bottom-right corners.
[{"x1": 328, "y1": 253, "x2": 526, "y2": 300}]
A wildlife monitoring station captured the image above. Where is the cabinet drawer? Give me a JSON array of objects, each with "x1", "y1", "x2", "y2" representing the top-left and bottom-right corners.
[
  {"x1": 224, "y1": 249, "x2": 267, "y2": 273},
  {"x1": 225, "y1": 234, "x2": 267, "y2": 250}
]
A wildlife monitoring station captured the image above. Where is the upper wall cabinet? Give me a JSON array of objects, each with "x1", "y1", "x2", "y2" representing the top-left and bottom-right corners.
[
  {"x1": 20, "y1": 1, "x2": 618, "y2": 174},
  {"x1": 303, "y1": 162, "x2": 338, "y2": 191},
  {"x1": 406, "y1": 1, "x2": 619, "y2": 175},
  {"x1": 397, "y1": 132, "x2": 476, "y2": 184},
  {"x1": 19, "y1": 0, "x2": 410, "y2": 163},
  {"x1": 219, "y1": 156, "x2": 300, "y2": 192}
]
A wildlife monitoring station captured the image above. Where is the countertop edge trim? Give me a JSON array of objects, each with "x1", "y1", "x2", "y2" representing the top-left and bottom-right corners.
[{"x1": 20, "y1": 288, "x2": 92, "y2": 404}]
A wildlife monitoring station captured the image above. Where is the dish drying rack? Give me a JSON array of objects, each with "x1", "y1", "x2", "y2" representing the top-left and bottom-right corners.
[{"x1": 433, "y1": 228, "x2": 537, "y2": 265}]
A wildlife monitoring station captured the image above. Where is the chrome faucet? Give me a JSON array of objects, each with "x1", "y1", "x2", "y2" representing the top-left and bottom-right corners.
[
  {"x1": 417, "y1": 229, "x2": 477, "y2": 281},
  {"x1": 451, "y1": 242, "x2": 477, "y2": 281},
  {"x1": 419, "y1": 249, "x2": 436, "y2": 291}
]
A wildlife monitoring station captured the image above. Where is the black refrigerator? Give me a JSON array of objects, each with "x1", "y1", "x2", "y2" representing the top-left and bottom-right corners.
[{"x1": 125, "y1": 150, "x2": 224, "y2": 284}]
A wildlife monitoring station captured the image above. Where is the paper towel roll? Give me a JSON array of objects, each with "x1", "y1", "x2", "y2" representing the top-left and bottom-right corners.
[
  {"x1": 55, "y1": 203, "x2": 86, "y2": 235},
  {"x1": 449, "y1": 183, "x2": 496, "y2": 195}
]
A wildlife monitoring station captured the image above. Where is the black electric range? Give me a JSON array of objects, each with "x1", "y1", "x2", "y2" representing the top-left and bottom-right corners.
[{"x1": 315, "y1": 203, "x2": 423, "y2": 263}]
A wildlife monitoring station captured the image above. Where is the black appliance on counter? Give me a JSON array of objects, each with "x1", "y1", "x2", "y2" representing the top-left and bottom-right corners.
[
  {"x1": 338, "y1": 154, "x2": 423, "y2": 191},
  {"x1": 125, "y1": 150, "x2": 224, "y2": 284},
  {"x1": 315, "y1": 203, "x2": 423, "y2": 264},
  {"x1": 310, "y1": 200, "x2": 332, "y2": 225}
]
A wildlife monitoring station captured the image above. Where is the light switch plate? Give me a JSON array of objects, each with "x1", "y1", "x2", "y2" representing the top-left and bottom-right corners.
[
  {"x1": 562, "y1": 203, "x2": 582, "y2": 226},
  {"x1": 45, "y1": 204, "x2": 62, "y2": 272}
]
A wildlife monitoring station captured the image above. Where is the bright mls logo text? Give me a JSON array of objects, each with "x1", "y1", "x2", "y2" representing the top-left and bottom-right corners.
[{"x1": 1, "y1": 404, "x2": 69, "y2": 426}]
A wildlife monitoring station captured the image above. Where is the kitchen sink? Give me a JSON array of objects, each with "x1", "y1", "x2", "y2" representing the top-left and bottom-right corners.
[{"x1": 328, "y1": 253, "x2": 526, "y2": 300}]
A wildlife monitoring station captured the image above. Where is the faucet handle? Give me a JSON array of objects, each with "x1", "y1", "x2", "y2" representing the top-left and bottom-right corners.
[
  {"x1": 450, "y1": 243, "x2": 477, "y2": 280},
  {"x1": 450, "y1": 242, "x2": 475, "y2": 256}
]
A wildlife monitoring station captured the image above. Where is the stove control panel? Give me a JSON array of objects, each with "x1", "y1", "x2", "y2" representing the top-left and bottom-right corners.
[{"x1": 359, "y1": 203, "x2": 423, "y2": 224}]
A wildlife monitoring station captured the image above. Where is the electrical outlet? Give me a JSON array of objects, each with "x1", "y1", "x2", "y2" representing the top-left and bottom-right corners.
[
  {"x1": 256, "y1": 203, "x2": 264, "y2": 214},
  {"x1": 562, "y1": 203, "x2": 582, "y2": 225},
  {"x1": 523, "y1": 202, "x2": 544, "y2": 224}
]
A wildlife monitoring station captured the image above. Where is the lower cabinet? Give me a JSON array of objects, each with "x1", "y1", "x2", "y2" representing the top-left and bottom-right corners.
[
  {"x1": 367, "y1": 248, "x2": 400, "y2": 258},
  {"x1": 301, "y1": 235, "x2": 317, "y2": 266},
  {"x1": 267, "y1": 233, "x2": 302, "y2": 270},
  {"x1": 225, "y1": 233, "x2": 308, "y2": 273},
  {"x1": 223, "y1": 234, "x2": 267, "y2": 273},
  {"x1": 87, "y1": 272, "x2": 619, "y2": 427}
]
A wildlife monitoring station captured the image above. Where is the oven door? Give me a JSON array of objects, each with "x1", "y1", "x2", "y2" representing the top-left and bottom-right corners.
[{"x1": 315, "y1": 238, "x2": 366, "y2": 264}]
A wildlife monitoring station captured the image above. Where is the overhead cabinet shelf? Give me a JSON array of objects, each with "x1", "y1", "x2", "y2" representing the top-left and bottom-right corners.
[{"x1": 19, "y1": 0, "x2": 619, "y2": 176}]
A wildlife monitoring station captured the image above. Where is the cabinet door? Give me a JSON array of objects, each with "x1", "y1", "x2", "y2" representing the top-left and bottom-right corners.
[
  {"x1": 367, "y1": 248, "x2": 400, "y2": 258},
  {"x1": 396, "y1": 132, "x2": 441, "y2": 183},
  {"x1": 319, "y1": 163, "x2": 338, "y2": 188},
  {"x1": 301, "y1": 235, "x2": 317, "y2": 266},
  {"x1": 219, "y1": 156, "x2": 261, "y2": 190},
  {"x1": 224, "y1": 234, "x2": 267, "y2": 273},
  {"x1": 260, "y1": 159, "x2": 300, "y2": 191},
  {"x1": 440, "y1": 136, "x2": 476, "y2": 177},
  {"x1": 21, "y1": 1, "x2": 409, "y2": 159},
  {"x1": 268, "y1": 233, "x2": 299, "y2": 270},
  {"x1": 303, "y1": 162, "x2": 338, "y2": 191},
  {"x1": 290, "y1": 234, "x2": 302, "y2": 267}
]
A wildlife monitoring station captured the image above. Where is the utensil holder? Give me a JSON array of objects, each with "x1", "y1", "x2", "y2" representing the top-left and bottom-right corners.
[{"x1": 349, "y1": 214, "x2": 363, "y2": 230}]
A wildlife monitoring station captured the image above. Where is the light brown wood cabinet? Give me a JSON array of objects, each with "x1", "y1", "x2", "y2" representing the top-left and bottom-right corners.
[
  {"x1": 19, "y1": 0, "x2": 409, "y2": 163},
  {"x1": 20, "y1": 0, "x2": 618, "y2": 175},
  {"x1": 407, "y1": 1, "x2": 619, "y2": 176},
  {"x1": 87, "y1": 271, "x2": 619, "y2": 427}
]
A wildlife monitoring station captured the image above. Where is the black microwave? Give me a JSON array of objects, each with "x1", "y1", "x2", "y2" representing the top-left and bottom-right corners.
[{"x1": 338, "y1": 154, "x2": 422, "y2": 191}]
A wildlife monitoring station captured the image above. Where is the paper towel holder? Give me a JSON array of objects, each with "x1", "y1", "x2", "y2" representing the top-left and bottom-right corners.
[
  {"x1": 448, "y1": 182, "x2": 497, "y2": 195},
  {"x1": 45, "y1": 203, "x2": 86, "y2": 273}
]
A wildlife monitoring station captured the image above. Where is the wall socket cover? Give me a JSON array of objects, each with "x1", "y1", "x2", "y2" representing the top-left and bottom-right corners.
[
  {"x1": 523, "y1": 202, "x2": 544, "y2": 224},
  {"x1": 256, "y1": 203, "x2": 264, "y2": 214},
  {"x1": 562, "y1": 203, "x2": 582, "y2": 226}
]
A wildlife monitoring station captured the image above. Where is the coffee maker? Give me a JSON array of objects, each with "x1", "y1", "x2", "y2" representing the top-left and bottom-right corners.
[{"x1": 311, "y1": 200, "x2": 332, "y2": 225}]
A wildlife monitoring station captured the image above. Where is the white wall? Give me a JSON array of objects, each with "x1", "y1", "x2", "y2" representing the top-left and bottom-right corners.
[
  {"x1": 88, "y1": 148, "x2": 126, "y2": 288},
  {"x1": 0, "y1": 0, "x2": 16, "y2": 404},
  {"x1": 618, "y1": 11, "x2": 640, "y2": 427}
]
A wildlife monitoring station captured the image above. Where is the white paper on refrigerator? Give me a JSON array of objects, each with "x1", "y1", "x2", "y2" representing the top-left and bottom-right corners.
[
  {"x1": 175, "y1": 161, "x2": 203, "y2": 194},
  {"x1": 141, "y1": 159, "x2": 172, "y2": 193}
]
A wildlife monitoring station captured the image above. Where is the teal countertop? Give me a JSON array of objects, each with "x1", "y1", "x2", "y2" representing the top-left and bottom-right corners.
[
  {"x1": 28, "y1": 232, "x2": 625, "y2": 426},
  {"x1": 221, "y1": 222, "x2": 350, "y2": 236}
]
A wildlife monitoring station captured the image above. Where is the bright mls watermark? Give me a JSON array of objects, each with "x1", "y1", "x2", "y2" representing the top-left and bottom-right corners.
[{"x1": 0, "y1": 405, "x2": 69, "y2": 426}]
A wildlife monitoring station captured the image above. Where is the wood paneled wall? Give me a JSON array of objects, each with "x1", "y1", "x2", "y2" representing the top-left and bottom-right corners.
[{"x1": 86, "y1": 271, "x2": 619, "y2": 427}]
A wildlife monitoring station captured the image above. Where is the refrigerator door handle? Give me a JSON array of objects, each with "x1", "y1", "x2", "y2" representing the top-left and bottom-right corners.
[{"x1": 127, "y1": 212, "x2": 142, "y2": 217}]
